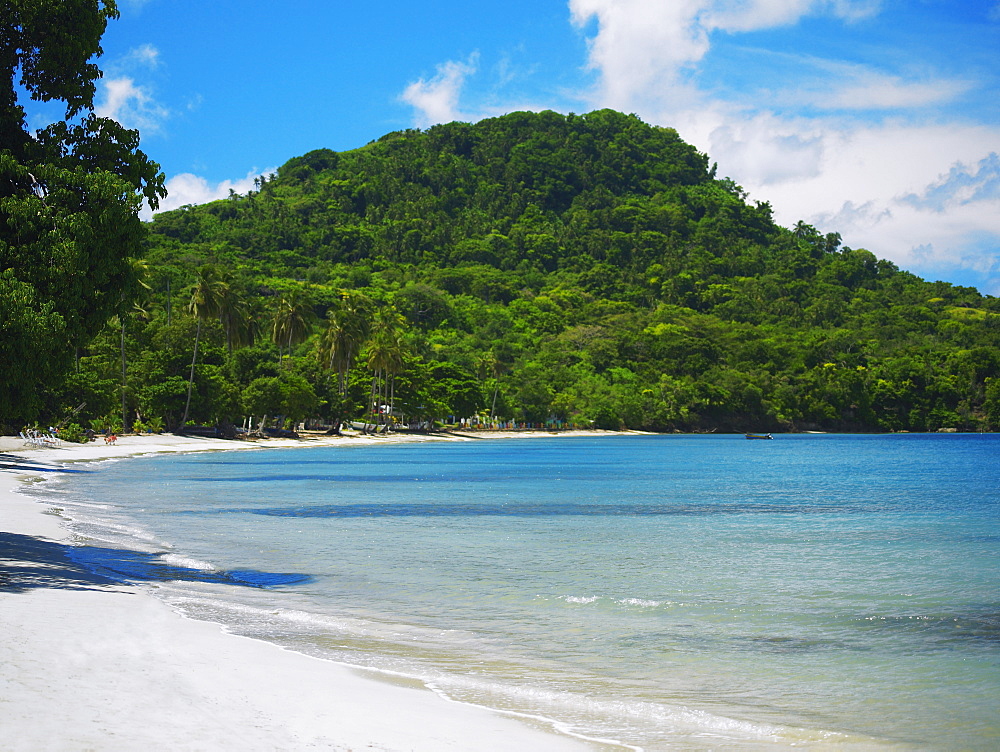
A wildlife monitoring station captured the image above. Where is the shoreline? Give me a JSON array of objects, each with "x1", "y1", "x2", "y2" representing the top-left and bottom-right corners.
[{"x1": 0, "y1": 431, "x2": 624, "y2": 751}]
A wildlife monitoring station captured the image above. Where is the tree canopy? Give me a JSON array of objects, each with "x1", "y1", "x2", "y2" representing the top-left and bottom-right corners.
[{"x1": 0, "y1": 0, "x2": 165, "y2": 423}]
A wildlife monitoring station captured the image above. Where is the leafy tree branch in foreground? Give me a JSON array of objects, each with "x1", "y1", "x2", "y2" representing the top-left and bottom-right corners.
[{"x1": 1, "y1": 0, "x2": 165, "y2": 425}]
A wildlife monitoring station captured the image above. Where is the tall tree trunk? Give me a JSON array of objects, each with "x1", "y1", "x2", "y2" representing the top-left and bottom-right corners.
[
  {"x1": 367, "y1": 375, "x2": 377, "y2": 433},
  {"x1": 121, "y1": 319, "x2": 127, "y2": 432},
  {"x1": 389, "y1": 376, "x2": 395, "y2": 432},
  {"x1": 490, "y1": 379, "x2": 500, "y2": 422},
  {"x1": 381, "y1": 371, "x2": 389, "y2": 430},
  {"x1": 181, "y1": 319, "x2": 201, "y2": 426}
]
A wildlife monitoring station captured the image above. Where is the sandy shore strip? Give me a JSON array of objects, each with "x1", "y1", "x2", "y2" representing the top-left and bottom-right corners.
[{"x1": 0, "y1": 432, "x2": 627, "y2": 752}]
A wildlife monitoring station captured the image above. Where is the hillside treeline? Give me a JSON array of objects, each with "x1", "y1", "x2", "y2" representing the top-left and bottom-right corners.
[{"x1": 36, "y1": 110, "x2": 1000, "y2": 433}]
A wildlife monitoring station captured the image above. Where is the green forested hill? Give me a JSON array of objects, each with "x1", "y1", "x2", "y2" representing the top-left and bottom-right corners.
[{"x1": 60, "y1": 110, "x2": 1000, "y2": 433}]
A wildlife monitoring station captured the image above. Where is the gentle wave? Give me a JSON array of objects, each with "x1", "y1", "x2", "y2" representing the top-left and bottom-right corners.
[
  {"x1": 558, "y1": 595, "x2": 678, "y2": 609},
  {"x1": 158, "y1": 553, "x2": 218, "y2": 572},
  {"x1": 156, "y1": 587, "x2": 862, "y2": 751}
]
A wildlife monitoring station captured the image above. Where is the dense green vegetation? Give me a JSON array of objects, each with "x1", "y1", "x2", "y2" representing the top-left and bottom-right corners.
[
  {"x1": 1, "y1": 0, "x2": 165, "y2": 427},
  {"x1": 12, "y1": 108, "x2": 1000, "y2": 434}
]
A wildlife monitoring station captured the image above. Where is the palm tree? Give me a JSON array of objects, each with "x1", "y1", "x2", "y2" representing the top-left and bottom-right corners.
[
  {"x1": 365, "y1": 307, "x2": 406, "y2": 431},
  {"x1": 115, "y1": 302, "x2": 148, "y2": 433},
  {"x1": 181, "y1": 265, "x2": 228, "y2": 426},
  {"x1": 118, "y1": 258, "x2": 152, "y2": 432},
  {"x1": 217, "y1": 272, "x2": 256, "y2": 353},
  {"x1": 314, "y1": 292, "x2": 373, "y2": 434},
  {"x1": 792, "y1": 220, "x2": 815, "y2": 240},
  {"x1": 484, "y1": 349, "x2": 508, "y2": 423},
  {"x1": 271, "y1": 289, "x2": 314, "y2": 366},
  {"x1": 319, "y1": 291, "x2": 373, "y2": 394}
]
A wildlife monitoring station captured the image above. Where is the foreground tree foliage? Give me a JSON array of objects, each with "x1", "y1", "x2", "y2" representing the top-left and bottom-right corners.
[
  {"x1": 31, "y1": 109, "x2": 1000, "y2": 432},
  {"x1": 0, "y1": 0, "x2": 165, "y2": 426}
]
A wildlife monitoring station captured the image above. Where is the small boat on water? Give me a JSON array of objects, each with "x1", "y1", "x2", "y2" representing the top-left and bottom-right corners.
[{"x1": 745, "y1": 433, "x2": 773, "y2": 440}]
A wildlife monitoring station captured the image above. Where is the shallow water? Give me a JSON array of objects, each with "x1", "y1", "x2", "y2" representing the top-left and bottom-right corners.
[{"x1": 31, "y1": 434, "x2": 1000, "y2": 749}]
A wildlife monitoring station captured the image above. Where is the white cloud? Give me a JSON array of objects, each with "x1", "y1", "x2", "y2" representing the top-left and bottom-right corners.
[
  {"x1": 901, "y1": 153, "x2": 1000, "y2": 212},
  {"x1": 827, "y1": 0, "x2": 883, "y2": 22},
  {"x1": 399, "y1": 52, "x2": 566, "y2": 129},
  {"x1": 701, "y1": 0, "x2": 815, "y2": 31},
  {"x1": 123, "y1": 43, "x2": 161, "y2": 68},
  {"x1": 96, "y1": 45, "x2": 168, "y2": 131},
  {"x1": 95, "y1": 76, "x2": 169, "y2": 132},
  {"x1": 568, "y1": 0, "x2": 884, "y2": 113},
  {"x1": 862, "y1": 152, "x2": 1000, "y2": 288},
  {"x1": 565, "y1": 0, "x2": 962, "y2": 120},
  {"x1": 140, "y1": 169, "x2": 275, "y2": 220},
  {"x1": 400, "y1": 55, "x2": 479, "y2": 128},
  {"x1": 707, "y1": 115, "x2": 825, "y2": 184},
  {"x1": 734, "y1": 122, "x2": 1000, "y2": 293},
  {"x1": 705, "y1": 0, "x2": 882, "y2": 29},
  {"x1": 569, "y1": 0, "x2": 710, "y2": 112},
  {"x1": 821, "y1": 75, "x2": 964, "y2": 110},
  {"x1": 791, "y1": 59, "x2": 971, "y2": 111},
  {"x1": 104, "y1": 43, "x2": 162, "y2": 77}
]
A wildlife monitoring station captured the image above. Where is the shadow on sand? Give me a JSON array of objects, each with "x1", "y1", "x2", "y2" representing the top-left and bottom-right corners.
[
  {"x1": 0, "y1": 453, "x2": 92, "y2": 474},
  {"x1": 0, "y1": 531, "x2": 311, "y2": 594}
]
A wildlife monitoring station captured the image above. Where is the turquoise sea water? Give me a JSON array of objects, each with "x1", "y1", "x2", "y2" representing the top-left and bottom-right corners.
[{"x1": 31, "y1": 434, "x2": 1000, "y2": 749}]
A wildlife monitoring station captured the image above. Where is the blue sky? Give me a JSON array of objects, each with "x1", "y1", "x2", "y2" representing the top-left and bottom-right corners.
[{"x1": 26, "y1": 0, "x2": 1000, "y2": 293}]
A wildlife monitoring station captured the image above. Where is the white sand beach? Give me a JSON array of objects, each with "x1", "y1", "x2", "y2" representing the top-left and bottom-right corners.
[{"x1": 0, "y1": 432, "x2": 617, "y2": 751}]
